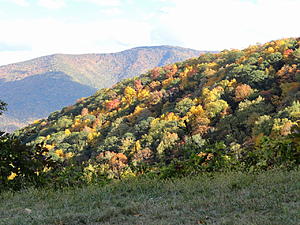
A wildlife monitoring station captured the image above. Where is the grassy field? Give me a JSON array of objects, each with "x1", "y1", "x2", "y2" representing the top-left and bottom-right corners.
[{"x1": 0, "y1": 169, "x2": 299, "y2": 225}]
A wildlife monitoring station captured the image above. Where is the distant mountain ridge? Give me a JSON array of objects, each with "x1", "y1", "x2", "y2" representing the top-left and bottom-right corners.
[{"x1": 0, "y1": 45, "x2": 205, "y2": 132}]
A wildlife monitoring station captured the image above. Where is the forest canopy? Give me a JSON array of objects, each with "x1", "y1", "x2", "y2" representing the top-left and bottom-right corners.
[{"x1": 3, "y1": 38, "x2": 300, "y2": 188}]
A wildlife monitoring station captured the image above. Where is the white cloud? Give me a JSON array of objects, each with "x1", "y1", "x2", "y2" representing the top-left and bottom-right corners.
[
  {"x1": 0, "y1": 51, "x2": 37, "y2": 66},
  {"x1": 154, "y1": 0, "x2": 300, "y2": 50},
  {"x1": 37, "y1": 0, "x2": 66, "y2": 9},
  {"x1": 8, "y1": 0, "x2": 29, "y2": 7},
  {"x1": 0, "y1": 0, "x2": 299, "y2": 66},
  {"x1": 76, "y1": 0, "x2": 121, "y2": 7},
  {"x1": 100, "y1": 8, "x2": 122, "y2": 16},
  {"x1": 0, "y1": 18, "x2": 152, "y2": 65},
  {"x1": 0, "y1": 0, "x2": 30, "y2": 7}
]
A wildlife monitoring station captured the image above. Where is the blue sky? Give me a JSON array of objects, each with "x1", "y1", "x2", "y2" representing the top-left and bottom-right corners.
[{"x1": 0, "y1": 0, "x2": 299, "y2": 65}]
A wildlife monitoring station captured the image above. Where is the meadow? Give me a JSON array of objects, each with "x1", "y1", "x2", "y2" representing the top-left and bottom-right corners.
[{"x1": 0, "y1": 169, "x2": 299, "y2": 225}]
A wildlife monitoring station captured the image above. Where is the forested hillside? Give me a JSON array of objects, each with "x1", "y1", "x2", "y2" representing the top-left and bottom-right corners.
[
  {"x1": 11, "y1": 38, "x2": 300, "y2": 183},
  {"x1": 0, "y1": 46, "x2": 203, "y2": 132}
]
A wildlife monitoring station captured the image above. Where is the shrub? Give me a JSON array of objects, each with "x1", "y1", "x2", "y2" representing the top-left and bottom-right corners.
[{"x1": 0, "y1": 134, "x2": 56, "y2": 191}]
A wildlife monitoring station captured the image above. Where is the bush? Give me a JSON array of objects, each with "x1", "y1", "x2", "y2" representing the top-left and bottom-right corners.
[
  {"x1": 0, "y1": 134, "x2": 56, "y2": 191},
  {"x1": 248, "y1": 124, "x2": 300, "y2": 170}
]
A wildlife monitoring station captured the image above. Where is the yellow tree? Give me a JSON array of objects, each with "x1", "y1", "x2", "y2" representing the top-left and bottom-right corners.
[
  {"x1": 122, "y1": 86, "x2": 136, "y2": 105},
  {"x1": 137, "y1": 89, "x2": 150, "y2": 101}
]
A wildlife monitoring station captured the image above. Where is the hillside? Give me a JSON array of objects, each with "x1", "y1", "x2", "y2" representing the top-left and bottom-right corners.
[
  {"x1": 0, "y1": 46, "x2": 203, "y2": 132},
  {"x1": 14, "y1": 37, "x2": 300, "y2": 181}
]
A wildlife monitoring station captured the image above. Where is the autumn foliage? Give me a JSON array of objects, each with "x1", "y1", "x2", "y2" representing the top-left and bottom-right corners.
[
  {"x1": 12, "y1": 37, "x2": 300, "y2": 184},
  {"x1": 235, "y1": 84, "x2": 253, "y2": 101}
]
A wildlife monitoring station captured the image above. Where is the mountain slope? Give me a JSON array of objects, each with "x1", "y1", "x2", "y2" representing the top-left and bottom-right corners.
[
  {"x1": 0, "y1": 46, "x2": 204, "y2": 132},
  {"x1": 16, "y1": 38, "x2": 300, "y2": 179}
]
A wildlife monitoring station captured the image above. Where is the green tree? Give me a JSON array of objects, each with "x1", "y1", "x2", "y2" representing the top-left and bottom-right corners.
[
  {"x1": 0, "y1": 100, "x2": 6, "y2": 113},
  {"x1": 0, "y1": 100, "x2": 57, "y2": 190},
  {"x1": 175, "y1": 98, "x2": 195, "y2": 117},
  {"x1": 0, "y1": 100, "x2": 7, "y2": 134}
]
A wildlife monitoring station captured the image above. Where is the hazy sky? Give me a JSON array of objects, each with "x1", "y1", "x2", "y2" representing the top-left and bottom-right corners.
[{"x1": 0, "y1": 0, "x2": 299, "y2": 65}]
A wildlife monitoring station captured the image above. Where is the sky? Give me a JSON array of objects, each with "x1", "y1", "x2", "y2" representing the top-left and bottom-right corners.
[{"x1": 0, "y1": 0, "x2": 299, "y2": 66}]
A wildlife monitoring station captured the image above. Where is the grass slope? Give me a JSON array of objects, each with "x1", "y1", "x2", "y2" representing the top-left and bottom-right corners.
[{"x1": 0, "y1": 169, "x2": 299, "y2": 225}]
